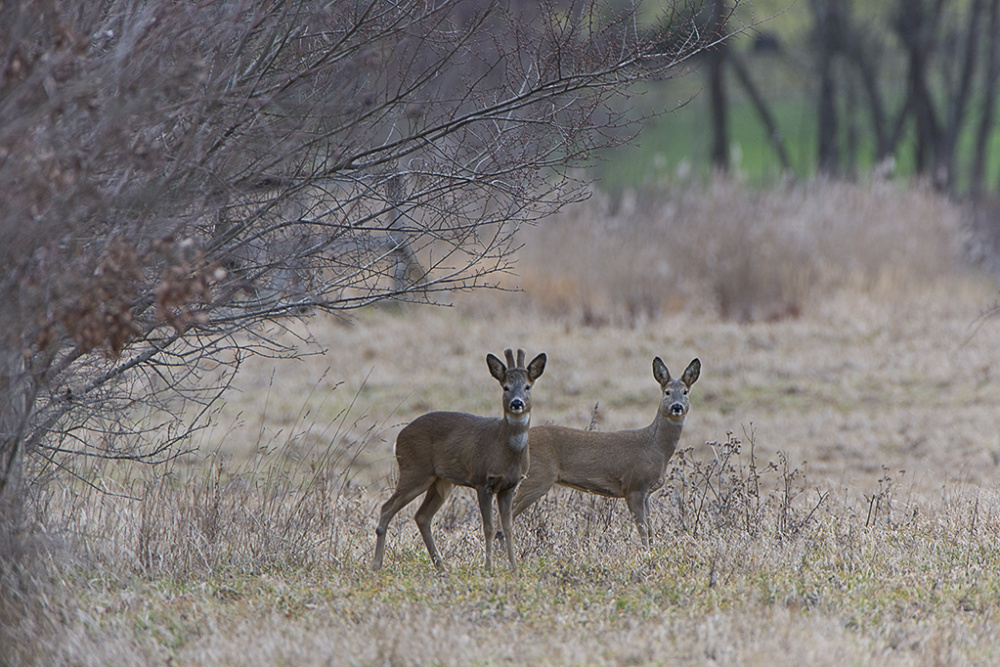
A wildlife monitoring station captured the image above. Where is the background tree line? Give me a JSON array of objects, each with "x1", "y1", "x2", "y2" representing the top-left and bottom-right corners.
[{"x1": 665, "y1": 0, "x2": 991, "y2": 195}]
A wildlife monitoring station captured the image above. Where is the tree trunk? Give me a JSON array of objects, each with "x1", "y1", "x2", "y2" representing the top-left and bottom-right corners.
[
  {"x1": 896, "y1": 0, "x2": 945, "y2": 179},
  {"x1": 970, "y1": 0, "x2": 999, "y2": 197},
  {"x1": 852, "y1": 52, "x2": 890, "y2": 160},
  {"x1": 708, "y1": 0, "x2": 730, "y2": 172},
  {"x1": 812, "y1": 0, "x2": 842, "y2": 175},
  {"x1": 937, "y1": 0, "x2": 984, "y2": 191},
  {"x1": 0, "y1": 349, "x2": 28, "y2": 514}
]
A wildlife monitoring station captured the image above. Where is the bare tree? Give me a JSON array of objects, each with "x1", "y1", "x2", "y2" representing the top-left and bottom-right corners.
[
  {"x1": 811, "y1": 0, "x2": 847, "y2": 175},
  {"x1": 702, "y1": 1, "x2": 789, "y2": 174},
  {"x1": 969, "y1": 0, "x2": 999, "y2": 198},
  {"x1": 804, "y1": 0, "x2": 995, "y2": 190},
  {"x1": 0, "y1": 0, "x2": 714, "y2": 514}
]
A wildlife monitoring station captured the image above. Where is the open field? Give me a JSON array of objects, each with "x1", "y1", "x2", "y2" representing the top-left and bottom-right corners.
[{"x1": 7, "y1": 179, "x2": 1000, "y2": 665}]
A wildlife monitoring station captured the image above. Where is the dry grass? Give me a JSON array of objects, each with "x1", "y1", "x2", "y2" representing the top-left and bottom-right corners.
[
  {"x1": 6, "y1": 178, "x2": 1000, "y2": 666},
  {"x1": 514, "y1": 178, "x2": 967, "y2": 323}
]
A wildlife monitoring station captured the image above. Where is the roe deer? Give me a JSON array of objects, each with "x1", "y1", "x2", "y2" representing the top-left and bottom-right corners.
[
  {"x1": 506, "y1": 357, "x2": 700, "y2": 548},
  {"x1": 373, "y1": 349, "x2": 546, "y2": 572}
]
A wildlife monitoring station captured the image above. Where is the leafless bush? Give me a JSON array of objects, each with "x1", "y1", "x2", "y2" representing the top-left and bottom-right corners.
[
  {"x1": 863, "y1": 465, "x2": 903, "y2": 530},
  {"x1": 500, "y1": 427, "x2": 829, "y2": 563},
  {"x1": 0, "y1": 0, "x2": 720, "y2": 514},
  {"x1": 666, "y1": 427, "x2": 828, "y2": 540}
]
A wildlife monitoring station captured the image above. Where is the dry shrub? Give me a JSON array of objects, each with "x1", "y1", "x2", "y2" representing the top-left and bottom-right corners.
[
  {"x1": 22, "y1": 423, "x2": 825, "y2": 587},
  {"x1": 963, "y1": 194, "x2": 1000, "y2": 276},
  {"x1": 0, "y1": 560, "x2": 51, "y2": 667},
  {"x1": 23, "y1": 379, "x2": 384, "y2": 584},
  {"x1": 516, "y1": 178, "x2": 964, "y2": 323},
  {"x1": 665, "y1": 428, "x2": 827, "y2": 539},
  {"x1": 16, "y1": 422, "x2": 1000, "y2": 666}
]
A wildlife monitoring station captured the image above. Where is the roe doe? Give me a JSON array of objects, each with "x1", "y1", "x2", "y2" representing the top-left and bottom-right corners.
[{"x1": 505, "y1": 357, "x2": 700, "y2": 548}]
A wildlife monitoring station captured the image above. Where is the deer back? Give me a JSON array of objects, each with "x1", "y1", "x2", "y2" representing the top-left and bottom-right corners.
[
  {"x1": 526, "y1": 357, "x2": 700, "y2": 497},
  {"x1": 394, "y1": 412, "x2": 524, "y2": 487}
]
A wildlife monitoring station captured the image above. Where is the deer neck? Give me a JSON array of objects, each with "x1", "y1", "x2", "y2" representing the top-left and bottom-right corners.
[
  {"x1": 651, "y1": 412, "x2": 685, "y2": 453},
  {"x1": 502, "y1": 412, "x2": 531, "y2": 452}
]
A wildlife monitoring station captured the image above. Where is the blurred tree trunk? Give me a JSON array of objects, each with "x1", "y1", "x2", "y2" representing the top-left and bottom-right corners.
[
  {"x1": 844, "y1": 74, "x2": 860, "y2": 178},
  {"x1": 971, "y1": 0, "x2": 1000, "y2": 197},
  {"x1": 708, "y1": 0, "x2": 730, "y2": 171},
  {"x1": 807, "y1": 0, "x2": 995, "y2": 188},
  {"x1": 937, "y1": 0, "x2": 985, "y2": 190},
  {"x1": 812, "y1": 0, "x2": 846, "y2": 175},
  {"x1": 895, "y1": 0, "x2": 945, "y2": 179},
  {"x1": 848, "y1": 35, "x2": 891, "y2": 162}
]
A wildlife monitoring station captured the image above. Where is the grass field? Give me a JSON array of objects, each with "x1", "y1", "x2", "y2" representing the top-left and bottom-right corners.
[{"x1": 6, "y1": 179, "x2": 1000, "y2": 665}]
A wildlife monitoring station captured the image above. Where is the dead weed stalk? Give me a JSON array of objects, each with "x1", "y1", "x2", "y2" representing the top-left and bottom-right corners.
[{"x1": 668, "y1": 426, "x2": 829, "y2": 541}]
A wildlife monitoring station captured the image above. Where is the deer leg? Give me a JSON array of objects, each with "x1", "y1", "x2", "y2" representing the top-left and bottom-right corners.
[
  {"x1": 625, "y1": 490, "x2": 652, "y2": 549},
  {"x1": 496, "y1": 474, "x2": 555, "y2": 544},
  {"x1": 512, "y1": 474, "x2": 556, "y2": 520},
  {"x1": 496, "y1": 486, "x2": 518, "y2": 572},
  {"x1": 476, "y1": 486, "x2": 496, "y2": 572},
  {"x1": 413, "y1": 480, "x2": 453, "y2": 571},
  {"x1": 374, "y1": 476, "x2": 433, "y2": 570}
]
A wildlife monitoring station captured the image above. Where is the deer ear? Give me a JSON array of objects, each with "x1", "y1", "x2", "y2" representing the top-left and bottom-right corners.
[
  {"x1": 652, "y1": 357, "x2": 670, "y2": 385},
  {"x1": 527, "y1": 353, "x2": 546, "y2": 382},
  {"x1": 486, "y1": 353, "x2": 507, "y2": 383},
  {"x1": 682, "y1": 358, "x2": 701, "y2": 387}
]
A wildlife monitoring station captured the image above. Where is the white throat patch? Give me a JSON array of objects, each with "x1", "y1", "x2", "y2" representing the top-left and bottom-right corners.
[{"x1": 509, "y1": 430, "x2": 528, "y2": 452}]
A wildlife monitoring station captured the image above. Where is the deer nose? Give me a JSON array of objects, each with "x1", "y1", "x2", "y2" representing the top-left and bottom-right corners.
[
  {"x1": 670, "y1": 402, "x2": 685, "y2": 415},
  {"x1": 509, "y1": 398, "x2": 525, "y2": 412}
]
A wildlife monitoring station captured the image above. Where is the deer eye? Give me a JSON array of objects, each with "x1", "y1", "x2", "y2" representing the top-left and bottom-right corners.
[
  {"x1": 504, "y1": 385, "x2": 511, "y2": 392},
  {"x1": 683, "y1": 389, "x2": 689, "y2": 395},
  {"x1": 525, "y1": 384, "x2": 531, "y2": 390}
]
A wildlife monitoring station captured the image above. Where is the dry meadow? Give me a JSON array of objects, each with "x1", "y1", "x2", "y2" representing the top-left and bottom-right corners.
[{"x1": 6, "y1": 179, "x2": 1000, "y2": 666}]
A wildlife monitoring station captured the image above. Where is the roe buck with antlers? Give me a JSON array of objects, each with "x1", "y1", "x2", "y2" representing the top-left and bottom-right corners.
[
  {"x1": 505, "y1": 357, "x2": 700, "y2": 548},
  {"x1": 373, "y1": 349, "x2": 546, "y2": 572}
]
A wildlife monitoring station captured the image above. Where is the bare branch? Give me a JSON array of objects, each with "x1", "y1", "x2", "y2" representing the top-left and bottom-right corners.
[{"x1": 0, "y1": 0, "x2": 719, "y2": 497}]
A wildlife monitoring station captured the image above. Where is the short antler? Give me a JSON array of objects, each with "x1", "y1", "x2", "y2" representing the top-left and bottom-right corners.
[
  {"x1": 515, "y1": 349, "x2": 526, "y2": 369},
  {"x1": 504, "y1": 349, "x2": 516, "y2": 368}
]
